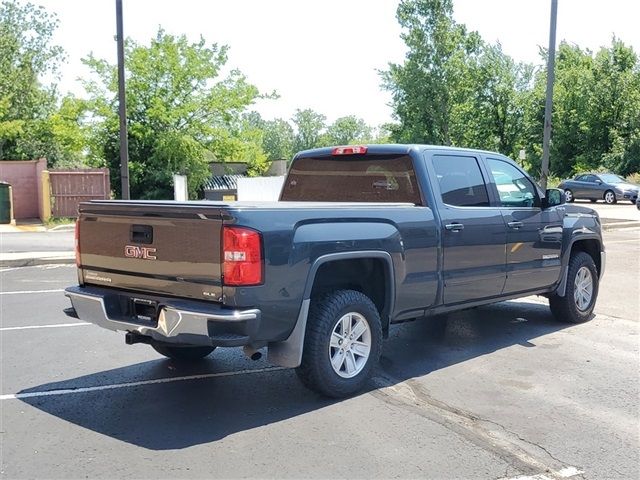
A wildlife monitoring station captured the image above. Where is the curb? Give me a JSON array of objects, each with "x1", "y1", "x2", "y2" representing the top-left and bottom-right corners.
[
  {"x1": 49, "y1": 224, "x2": 76, "y2": 232},
  {"x1": 602, "y1": 221, "x2": 640, "y2": 231},
  {"x1": 0, "y1": 256, "x2": 75, "y2": 268}
]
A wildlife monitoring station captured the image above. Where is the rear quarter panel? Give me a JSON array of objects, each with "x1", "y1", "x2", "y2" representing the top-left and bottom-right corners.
[{"x1": 222, "y1": 205, "x2": 439, "y2": 342}]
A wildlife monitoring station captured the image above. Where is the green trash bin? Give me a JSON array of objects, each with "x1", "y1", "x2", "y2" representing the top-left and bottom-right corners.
[{"x1": 0, "y1": 182, "x2": 12, "y2": 224}]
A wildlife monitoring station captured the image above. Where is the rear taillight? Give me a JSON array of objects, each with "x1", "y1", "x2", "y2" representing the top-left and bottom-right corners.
[
  {"x1": 331, "y1": 145, "x2": 368, "y2": 155},
  {"x1": 222, "y1": 226, "x2": 263, "y2": 286},
  {"x1": 74, "y1": 220, "x2": 80, "y2": 267}
]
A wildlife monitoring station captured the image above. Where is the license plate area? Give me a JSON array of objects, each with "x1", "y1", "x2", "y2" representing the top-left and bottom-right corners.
[{"x1": 130, "y1": 298, "x2": 158, "y2": 326}]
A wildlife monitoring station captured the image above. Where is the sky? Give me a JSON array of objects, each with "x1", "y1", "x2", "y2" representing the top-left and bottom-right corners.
[{"x1": 27, "y1": 0, "x2": 640, "y2": 127}]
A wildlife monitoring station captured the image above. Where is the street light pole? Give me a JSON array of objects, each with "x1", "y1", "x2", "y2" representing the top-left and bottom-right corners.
[
  {"x1": 116, "y1": 0, "x2": 130, "y2": 199},
  {"x1": 540, "y1": 0, "x2": 558, "y2": 190}
]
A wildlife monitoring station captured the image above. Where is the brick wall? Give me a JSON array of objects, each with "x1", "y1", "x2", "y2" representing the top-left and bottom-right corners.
[{"x1": 0, "y1": 159, "x2": 46, "y2": 219}]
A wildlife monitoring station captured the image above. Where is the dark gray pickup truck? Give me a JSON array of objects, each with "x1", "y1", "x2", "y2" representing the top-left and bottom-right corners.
[{"x1": 65, "y1": 144, "x2": 605, "y2": 397}]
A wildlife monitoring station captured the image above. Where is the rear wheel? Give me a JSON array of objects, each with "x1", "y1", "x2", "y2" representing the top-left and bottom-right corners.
[
  {"x1": 604, "y1": 190, "x2": 616, "y2": 204},
  {"x1": 549, "y1": 251, "x2": 598, "y2": 324},
  {"x1": 152, "y1": 344, "x2": 215, "y2": 361},
  {"x1": 564, "y1": 189, "x2": 574, "y2": 202},
  {"x1": 296, "y1": 290, "x2": 382, "y2": 398}
]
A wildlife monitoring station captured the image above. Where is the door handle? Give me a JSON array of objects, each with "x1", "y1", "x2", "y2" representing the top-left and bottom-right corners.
[
  {"x1": 445, "y1": 223, "x2": 464, "y2": 231},
  {"x1": 507, "y1": 221, "x2": 524, "y2": 229}
]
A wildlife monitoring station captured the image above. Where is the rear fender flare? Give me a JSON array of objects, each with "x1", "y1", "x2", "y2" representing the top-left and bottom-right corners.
[
  {"x1": 268, "y1": 251, "x2": 395, "y2": 368},
  {"x1": 555, "y1": 234, "x2": 602, "y2": 297}
]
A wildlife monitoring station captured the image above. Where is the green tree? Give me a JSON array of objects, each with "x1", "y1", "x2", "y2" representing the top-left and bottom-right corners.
[
  {"x1": 292, "y1": 108, "x2": 326, "y2": 152},
  {"x1": 450, "y1": 43, "x2": 532, "y2": 158},
  {"x1": 381, "y1": 0, "x2": 482, "y2": 145},
  {"x1": 0, "y1": 0, "x2": 67, "y2": 160},
  {"x1": 590, "y1": 40, "x2": 640, "y2": 175},
  {"x1": 262, "y1": 118, "x2": 295, "y2": 160},
  {"x1": 321, "y1": 115, "x2": 373, "y2": 146},
  {"x1": 83, "y1": 29, "x2": 267, "y2": 198},
  {"x1": 522, "y1": 40, "x2": 640, "y2": 177},
  {"x1": 243, "y1": 111, "x2": 294, "y2": 161}
]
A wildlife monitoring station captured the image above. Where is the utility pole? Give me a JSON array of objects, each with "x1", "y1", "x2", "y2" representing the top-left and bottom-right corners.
[
  {"x1": 540, "y1": 0, "x2": 558, "y2": 190},
  {"x1": 116, "y1": 0, "x2": 130, "y2": 199}
]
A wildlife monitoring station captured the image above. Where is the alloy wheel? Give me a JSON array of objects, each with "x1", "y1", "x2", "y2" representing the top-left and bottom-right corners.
[
  {"x1": 573, "y1": 266, "x2": 594, "y2": 312},
  {"x1": 329, "y1": 312, "x2": 372, "y2": 378},
  {"x1": 604, "y1": 191, "x2": 615, "y2": 204},
  {"x1": 564, "y1": 190, "x2": 573, "y2": 202}
]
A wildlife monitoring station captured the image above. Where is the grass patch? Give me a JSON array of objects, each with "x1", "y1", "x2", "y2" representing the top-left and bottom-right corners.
[{"x1": 45, "y1": 217, "x2": 76, "y2": 228}]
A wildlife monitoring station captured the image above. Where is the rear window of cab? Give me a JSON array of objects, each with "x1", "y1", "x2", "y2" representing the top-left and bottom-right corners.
[{"x1": 280, "y1": 154, "x2": 424, "y2": 205}]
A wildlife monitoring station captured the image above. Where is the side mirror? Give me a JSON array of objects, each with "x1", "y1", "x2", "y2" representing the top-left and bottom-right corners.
[
  {"x1": 543, "y1": 188, "x2": 565, "y2": 208},
  {"x1": 595, "y1": 180, "x2": 603, "y2": 185}
]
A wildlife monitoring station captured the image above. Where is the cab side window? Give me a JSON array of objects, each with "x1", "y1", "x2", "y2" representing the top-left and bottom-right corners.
[
  {"x1": 432, "y1": 155, "x2": 489, "y2": 207},
  {"x1": 488, "y1": 158, "x2": 540, "y2": 208}
]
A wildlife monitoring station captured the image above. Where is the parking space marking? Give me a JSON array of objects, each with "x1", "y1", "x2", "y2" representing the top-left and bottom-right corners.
[
  {"x1": 605, "y1": 239, "x2": 640, "y2": 244},
  {"x1": 504, "y1": 468, "x2": 584, "y2": 480},
  {"x1": 0, "y1": 366, "x2": 285, "y2": 401},
  {"x1": 0, "y1": 264, "x2": 74, "y2": 273},
  {"x1": 0, "y1": 288, "x2": 64, "y2": 295},
  {"x1": 0, "y1": 322, "x2": 90, "y2": 331}
]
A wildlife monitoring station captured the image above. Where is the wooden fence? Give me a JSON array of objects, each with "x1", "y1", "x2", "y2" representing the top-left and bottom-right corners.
[{"x1": 49, "y1": 168, "x2": 110, "y2": 217}]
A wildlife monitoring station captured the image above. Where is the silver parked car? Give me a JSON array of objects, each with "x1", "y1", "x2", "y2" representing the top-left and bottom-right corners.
[{"x1": 558, "y1": 173, "x2": 639, "y2": 204}]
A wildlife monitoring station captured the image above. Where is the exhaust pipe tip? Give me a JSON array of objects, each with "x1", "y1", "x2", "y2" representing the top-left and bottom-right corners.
[{"x1": 243, "y1": 345, "x2": 263, "y2": 361}]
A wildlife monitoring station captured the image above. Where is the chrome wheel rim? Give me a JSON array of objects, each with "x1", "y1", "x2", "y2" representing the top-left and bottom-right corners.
[
  {"x1": 329, "y1": 312, "x2": 372, "y2": 378},
  {"x1": 565, "y1": 190, "x2": 573, "y2": 202},
  {"x1": 605, "y1": 192, "x2": 615, "y2": 203},
  {"x1": 573, "y1": 266, "x2": 594, "y2": 312}
]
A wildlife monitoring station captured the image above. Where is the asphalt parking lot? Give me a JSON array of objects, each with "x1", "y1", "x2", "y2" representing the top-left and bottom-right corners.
[{"x1": 1, "y1": 228, "x2": 638, "y2": 479}]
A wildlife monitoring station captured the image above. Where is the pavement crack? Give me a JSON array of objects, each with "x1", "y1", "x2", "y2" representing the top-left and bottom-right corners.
[
  {"x1": 370, "y1": 373, "x2": 581, "y2": 480},
  {"x1": 479, "y1": 416, "x2": 566, "y2": 467}
]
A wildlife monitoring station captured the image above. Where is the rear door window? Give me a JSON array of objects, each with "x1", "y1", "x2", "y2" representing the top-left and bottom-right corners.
[
  {"x1": 280, "y1": 154, "x2": 423, "y2": 204},
  {"x1": 432, "y1": 155, "x2": 489, "y2": 207}
]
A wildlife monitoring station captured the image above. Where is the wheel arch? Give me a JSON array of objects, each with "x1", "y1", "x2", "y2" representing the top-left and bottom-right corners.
[
  {"x1": 303, "y1": 251, "x2": 395, "y2": 331},
  {"x1": 556, "y1": 237, "x2": 603, "y2": 297},
  {"x1": 267, "y1": 251, "x2": 395, "y2": 369}
]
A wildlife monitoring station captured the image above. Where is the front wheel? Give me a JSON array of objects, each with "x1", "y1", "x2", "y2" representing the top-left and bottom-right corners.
[
  {"x1": 549, "y1": 251, "x2": 598, "y2": 323},
  {"x1": 152, "y1": 344, "x2": 215, "y2": 361},
  {"x1": 604, "y1": 190, "x2": 617, "y2": 204},
  {"x1": 296, "y1": 290, "x2": 382, "y2": 398},
  {"x1": 564, "y1": 189, "x2": 574, "y2": 202}
]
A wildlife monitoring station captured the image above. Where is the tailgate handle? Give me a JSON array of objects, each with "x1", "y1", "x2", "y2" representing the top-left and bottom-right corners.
[{"x1": 131, "y1": 224, "x2": 153, "y2": 244}]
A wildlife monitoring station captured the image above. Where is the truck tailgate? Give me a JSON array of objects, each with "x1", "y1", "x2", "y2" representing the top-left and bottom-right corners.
[{"x1": 77, "y1": 201, "x2": 225, "y2": 301}]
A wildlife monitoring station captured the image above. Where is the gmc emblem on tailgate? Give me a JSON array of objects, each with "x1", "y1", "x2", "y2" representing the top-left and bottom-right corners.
[{"x1": 124, "y1": 245, "x2": 157, "y2": 260}]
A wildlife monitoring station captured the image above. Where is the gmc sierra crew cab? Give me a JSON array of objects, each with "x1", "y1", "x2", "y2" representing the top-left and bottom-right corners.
[{"x1": 65, "y1": 144, "x2": 605, "y2": 398}]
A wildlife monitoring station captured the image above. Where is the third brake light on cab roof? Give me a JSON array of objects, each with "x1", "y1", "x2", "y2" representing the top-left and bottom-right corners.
[{"x1": 331, "y1": 145, "x2": 368, "y2": 155}]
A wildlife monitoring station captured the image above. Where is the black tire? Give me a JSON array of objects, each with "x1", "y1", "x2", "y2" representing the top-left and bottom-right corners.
[
  {"x1": 152, "y1": 344, "x2": 215, "y2": 361},
  {"x1": 296, "y1": 290, "x2": 383, "y2": 398},
  {"x1": 604, "y1": 190, "x2": 617, "y2": 204},
  {"x1": 564, "y1": 189, "x2": 574, "y2": 202},
  {"x1": 549, "y1": 251, "x2": 598, "y2": 324}
]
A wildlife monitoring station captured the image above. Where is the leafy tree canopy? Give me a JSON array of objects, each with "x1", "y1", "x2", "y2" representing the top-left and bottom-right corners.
[
  {"x1": 383, "y1": 0, "x2": 640, "y2": 177},
  {"x1": 322, "y1": 115, "x2": 373, "y2": 146},
  {"x1": 0, "y1": 0, "x2": 84, "y2": 163},
  {"x1": 83, "y1": 29, "x2": 268, "y2": 198}
]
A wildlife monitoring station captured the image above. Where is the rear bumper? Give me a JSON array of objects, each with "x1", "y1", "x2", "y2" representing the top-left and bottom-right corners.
[{"x1": 64, "y1": 285, "x2": 261, "y2": 347}]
